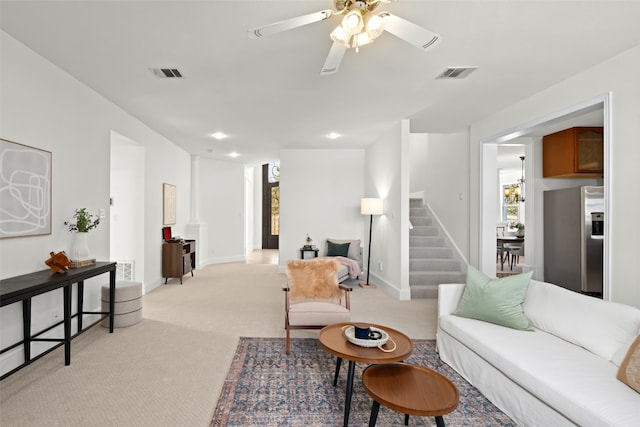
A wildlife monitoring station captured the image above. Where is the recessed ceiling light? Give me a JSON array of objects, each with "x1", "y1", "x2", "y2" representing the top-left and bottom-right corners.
[
  {"x1": 326, "y1": 132, "x2": 341, "y2": 139},
  {"x1": 228, "y1": 152, "x2": 240, "y2": 158},
  {"x1": 211, "y1": 132, "x2": 228, "y2": 140}
]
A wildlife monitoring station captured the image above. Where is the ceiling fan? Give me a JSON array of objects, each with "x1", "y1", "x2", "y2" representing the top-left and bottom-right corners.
[{"x1": 248, "y1": 0, "x2": 441, "y2": 75}]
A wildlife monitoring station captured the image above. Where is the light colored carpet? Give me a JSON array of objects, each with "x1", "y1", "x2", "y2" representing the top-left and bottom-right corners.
[{"x1": 0, "y1": 252, "x2": 437, "y2": 426}]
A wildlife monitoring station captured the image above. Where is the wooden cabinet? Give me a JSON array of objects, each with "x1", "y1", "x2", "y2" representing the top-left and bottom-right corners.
[
  {"x1": 543, "y1": 127, "x2": 603, "y2": 178},
  {"x1": 162, "y1": 240, "x2": 195, "y2": 284}
]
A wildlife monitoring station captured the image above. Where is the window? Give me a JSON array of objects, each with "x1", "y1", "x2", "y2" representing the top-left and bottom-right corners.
[{"x1": 502, "y1": 183, "x2": 520, "y2": 223}]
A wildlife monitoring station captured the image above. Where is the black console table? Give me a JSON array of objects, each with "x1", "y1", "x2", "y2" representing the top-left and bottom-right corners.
[{"x1": 0, "y1": 261, "x2": 116, "y2": 379}]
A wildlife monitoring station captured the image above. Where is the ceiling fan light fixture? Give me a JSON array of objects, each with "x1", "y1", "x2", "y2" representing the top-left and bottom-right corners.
[
  {"x1": 354, "y1": 31, "x2": 373, "y2": 49},
  {"x1": 350, "y1": 12, "x2": 385, "y2": 50},
  {"x1": 342, "y1": 10, "x2": 364, "y2": 35},
  {"x1": 248, "y1": 1, "x2": 442, "y2": 75},
  {"x1": 330, "y1": 25, "x2": 349, "y2": 44},
  {"x1": 365, "y1": 13, "x2": 384, "y2": 32}
]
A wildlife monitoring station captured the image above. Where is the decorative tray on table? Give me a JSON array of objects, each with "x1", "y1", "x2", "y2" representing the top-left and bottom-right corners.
[{"x1": 343, "y1": 326, "x2": 389, "y2": 348}]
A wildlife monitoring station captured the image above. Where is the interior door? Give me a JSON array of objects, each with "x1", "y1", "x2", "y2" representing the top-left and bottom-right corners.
[{"x1": 262, "y1": 163, "x2": 279, "y2": 249}]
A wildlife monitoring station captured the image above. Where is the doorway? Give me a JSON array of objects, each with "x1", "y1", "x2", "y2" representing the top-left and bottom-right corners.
[
  {"x1": 481, "y1": 95, "x2": 610, "y2": 299},
  {"x1": 110, "y1": 131, "x2": 145, "y2": 286},
  {"x1": 261, "y1": 162, "x2": 279, "y2": 249}
]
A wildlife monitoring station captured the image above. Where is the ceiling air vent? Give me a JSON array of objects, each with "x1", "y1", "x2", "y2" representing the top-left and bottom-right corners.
[
  {"x1": 151, "y1": 68, "x2": 183, "y2": 78},
  {"x1": 436, "y1": 66, "x2": 478, "y2": 80}
]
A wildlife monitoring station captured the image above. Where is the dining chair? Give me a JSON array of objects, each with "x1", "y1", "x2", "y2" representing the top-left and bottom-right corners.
[
  {"x1": 504, "y1": 243, "x2": 524, "y2": 270},
  {"x1": 496, "y1": 227, "x2": 508, "y2": 268},
  {"x1": 497, "y1": 239, "x2": 508, "y2": 269}
]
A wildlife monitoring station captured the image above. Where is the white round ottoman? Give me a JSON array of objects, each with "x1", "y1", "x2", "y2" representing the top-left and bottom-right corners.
[{"x1": 101, "y1": 280, "x2": 143, "y2": 328}]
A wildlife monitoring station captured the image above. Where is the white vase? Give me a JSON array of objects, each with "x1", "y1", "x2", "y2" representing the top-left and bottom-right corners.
[{"x1": 71, "y1": 232, "x2": 90, "y2": 261}]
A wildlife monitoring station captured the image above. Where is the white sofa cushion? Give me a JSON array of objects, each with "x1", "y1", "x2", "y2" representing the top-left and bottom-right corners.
[
  {"x1": 523, "y1": 280, "x2": 640, "y2": 361},
  {"x1": 440, "y1": 314, "x2": 640, "y2": 427}
]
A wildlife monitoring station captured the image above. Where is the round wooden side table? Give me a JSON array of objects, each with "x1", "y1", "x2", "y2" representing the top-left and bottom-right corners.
[
  {"x1": 362, "y1": 363, "x2": 459, "y2": 427},
  {"x1": 319, "y1": 323, "x2": 413, "y2": 427}
]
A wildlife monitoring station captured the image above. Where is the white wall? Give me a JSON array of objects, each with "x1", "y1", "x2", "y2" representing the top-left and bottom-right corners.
[
  {"x1": 244, "y1": 167, "x2": 254, "y2": 254},
  {"x1": 198, "y1": 158, "x2": 245, "y2": 264},
  {"x1": 0, "y1": 31, "x2": 191, "y2": 375},
  {"x1": 364, "y1": 122, "x2": 410, "y2": 299},
  {"x1": 410, "y1": 130, "x2": 470, "y2": 261},
  {"x1": 251, "y1": 165, "x2": 263, "y2": 251},
  {"x1": 470, "y1": 44, "x2": 640, "y2": 307},
  {"x1": 279, "y1": 149, "x2": 364, "y2": 271}
]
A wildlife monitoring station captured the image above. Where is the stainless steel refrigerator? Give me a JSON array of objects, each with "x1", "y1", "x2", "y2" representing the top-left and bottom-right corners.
[{"x1": 544, "y1": 186, "x2": 604, "y2": 294}]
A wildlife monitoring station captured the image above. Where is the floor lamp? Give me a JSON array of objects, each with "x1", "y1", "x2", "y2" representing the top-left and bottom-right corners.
[{"x1": 360, "y1": 198, "x2": 384, "y2": 288}]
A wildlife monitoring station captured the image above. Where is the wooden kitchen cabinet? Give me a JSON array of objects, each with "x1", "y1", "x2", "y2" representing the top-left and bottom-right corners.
[
  {"x1": 162, "y1": 239, "x2": 195, "y2": 284},
  {"x1": 543, "y1": 127, "x2": 603, "y2": 178}
]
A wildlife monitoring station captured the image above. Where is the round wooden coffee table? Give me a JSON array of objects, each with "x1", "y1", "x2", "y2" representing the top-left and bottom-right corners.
[
  {"x1": 362, "y1": 363, "x2": 459, "y2": 427},
  {"x1": 319, "y1": 322, "x2": 413, "y2": 427}
]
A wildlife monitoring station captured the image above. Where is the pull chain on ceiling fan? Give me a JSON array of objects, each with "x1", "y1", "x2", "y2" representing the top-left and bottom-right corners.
[{"x1": 247, "y1": 0, "x2": 441, "y2": 75}]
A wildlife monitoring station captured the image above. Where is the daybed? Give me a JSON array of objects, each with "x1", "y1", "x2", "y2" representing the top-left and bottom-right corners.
[
  {"x1": 437, "y1": 270, "x2": 640, "y2": 427},
  {"x1": 321, "y1": 238, "x2": 362, "y2": 283}
]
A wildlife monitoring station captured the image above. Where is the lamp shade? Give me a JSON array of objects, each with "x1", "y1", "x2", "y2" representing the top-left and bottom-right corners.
[{"x1": 361, "y1": 198, "x2": 384, "y2": 215}]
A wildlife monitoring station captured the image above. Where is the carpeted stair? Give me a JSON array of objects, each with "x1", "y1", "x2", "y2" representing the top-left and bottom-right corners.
[{"x1": 410, "y1": 198, "x2": 466, "y2": 298}]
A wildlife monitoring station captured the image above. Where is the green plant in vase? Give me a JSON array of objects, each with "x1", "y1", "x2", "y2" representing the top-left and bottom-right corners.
[
  {"x1": 511, "y1": 222, "x2": 525, "y2": 237},
  {"x1": 65, "y1": 208, "x2": 100, "y2": 232},
  {"x1": 304, "y1": 234, "x2": 313, "y2": 249},
  {"x1": 65, "y1": 208, "x2": 100, "y2": 262}
]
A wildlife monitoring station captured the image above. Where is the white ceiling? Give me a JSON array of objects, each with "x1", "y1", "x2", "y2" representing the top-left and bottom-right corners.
[{"x1": 2, "y1": 1, "x2": 638, "y2": 167}]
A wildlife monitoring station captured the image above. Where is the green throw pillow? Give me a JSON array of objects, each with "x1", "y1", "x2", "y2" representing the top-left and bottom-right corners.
[
  {"x1": 455, "y1": 266, "x2": 533, "y2": 330},
  {"x1": 326, "y1": 241, "x2": 350, "y2": 257}
]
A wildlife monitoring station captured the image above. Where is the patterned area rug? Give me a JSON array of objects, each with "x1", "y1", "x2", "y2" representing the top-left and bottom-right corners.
[{"x1": 211, "y1": 337, "x2": 515, "y2": 426}]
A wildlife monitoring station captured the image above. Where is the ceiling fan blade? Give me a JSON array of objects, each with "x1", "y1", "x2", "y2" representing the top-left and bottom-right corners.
[
  {"x1": 248, "y1": 10, "x2": 333, "y2": 39},
  {"x1": 320, "y1": 42, "x2": 347, "y2": 75},
  {"x1": 381, "y1": 13, "x2": 441, "y2": 50}
]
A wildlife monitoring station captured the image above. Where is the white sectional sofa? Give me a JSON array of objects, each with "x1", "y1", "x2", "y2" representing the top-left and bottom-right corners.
[{"x1": 437, "y1": 278, "x2": 640, "y2": 427}]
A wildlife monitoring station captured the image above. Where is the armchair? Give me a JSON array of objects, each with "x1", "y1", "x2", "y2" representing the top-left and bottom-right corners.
[{"x1": 283, "y1": 258, "x2": 352, "y2": 355}]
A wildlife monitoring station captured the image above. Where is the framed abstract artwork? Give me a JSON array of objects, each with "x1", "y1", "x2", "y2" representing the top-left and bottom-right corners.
[
  {"x1": 0, "y1": 139, "x2": 52, "y2": 238},
  {"x1": 163, "y1": 183, "x2": 176, "y2": 225}
]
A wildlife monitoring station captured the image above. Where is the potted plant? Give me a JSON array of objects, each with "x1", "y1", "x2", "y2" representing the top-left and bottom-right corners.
[
  {"x1": 65, "y1": 208, "x2": 100, "y2": 232},
  {"x1": 303, "y1": 234, "x2": 313, "y2": 249},
  {"x1": 65, "y1": 208, "x2": 100, "y2": 261},
  {"x1": 513, "y1": 222, "x2": 525, "y2": 237}
]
